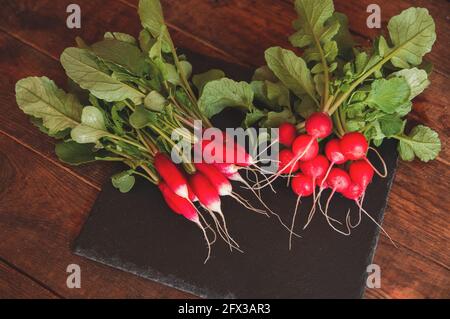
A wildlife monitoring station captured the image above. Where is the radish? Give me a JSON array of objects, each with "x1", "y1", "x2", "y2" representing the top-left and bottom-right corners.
[
  {"x1": 299, "y1": 155, "x2": 330, "y2": 228},
  {"x1": 253, "y1": 134, "x2": 319, "y2": 190},
  {"x1": 278, "y1": 122, "x2": 297, "y2": 147},
  {"x1": 322, "y1": 168, "x2": 352, "y2": 235},
  {"x1": 277, "y1": 149, "x2": 300, "y2": 174},
  {"x1": 199, "y1": 135, "x2": 253, "y2": 167},
  {"x1": 214, "y1": 162, "x2": 239, "y2": 175},
  {"x1": 251, "y1": 113, "x2": 331, "y2": 190},
  {"x1": 195, "y1": 163, "x2": 267, "y2": 215},
  {"x1": 308, "y1": 139, "x2": 348, "y2": 225},
  {"x1": 291, "y1": 134, "x2": 320, "y2": 162},
  {"x1": 305, "y1": 112, "x2": 333, "y2": 139},
  {"x1": 349, "y1": 160, "x2": 374, "y2": 190},
  {"x1": 189, "y1": 172, "x2": 240, "y2": 251},
  {"x1": 154, "y1": 153, "x2": 189, "y2": 199},
  {"x1": 158, "y1": 182, "x2": 211, "y2": 263},
  {"x1": 339, "y1": 132, "x2": 387, "y2": 177},
  {"x1": 341, "y1": 179, "x2": 396, "y2": 245},
  {"x1": 289, "y1": 173, "x2": 314, "y2": 249}
]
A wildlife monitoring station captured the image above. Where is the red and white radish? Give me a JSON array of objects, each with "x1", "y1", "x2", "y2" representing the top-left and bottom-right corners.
[
  {"x1": 195, "y1": 163, "x2": 266, "y2": 215},
  {"x1": 158, "y1": 181, "x2": 211, "y2": 263},
  {"x1": 189, "y1": 172, "x2": 240, "y2": 251},
  {"x1": 154, "y1": 153, "x2": 189, "y2": 199}
]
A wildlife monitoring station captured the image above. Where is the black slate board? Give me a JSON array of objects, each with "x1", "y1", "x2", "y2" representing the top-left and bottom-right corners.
[{"x1": 72, "y1": 52, "x2": 398, "y2": 299}]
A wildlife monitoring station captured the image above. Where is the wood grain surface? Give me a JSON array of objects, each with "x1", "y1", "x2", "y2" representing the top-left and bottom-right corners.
[{"x1": 0, "y1": 0, "x2": 448, "y2": 299}]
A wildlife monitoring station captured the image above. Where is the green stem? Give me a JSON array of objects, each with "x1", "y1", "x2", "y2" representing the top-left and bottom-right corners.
[
  {"x1": 108, "y1": 135, "x2": 149, "y2": 153},
  {"x1": 328, "y1": 43, "x2": 411, "y2": 116},
  {"x1": 140, "y1": 165, "x2": 160, "y2": 185}
]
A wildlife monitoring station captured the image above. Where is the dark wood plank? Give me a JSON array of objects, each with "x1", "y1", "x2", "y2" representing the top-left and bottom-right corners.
[
  {"x1": 0, "y1": 132, "x2": 193, "y2": 298},
  {"x1": 0, "y1": 0, "x2": 447, "y2": 299},
  {"x1": 365, "y1": 238, "x2": 450, "y2": 299},
  {"x1": 0, "y1": 31, "x2": 112, "y2": 190},
  {"x1": 0, "y1": 260, "x2": 59, "y2": 298},
  {"x1": 0, "y1": 0, "x2": 236, "y2": 63}
]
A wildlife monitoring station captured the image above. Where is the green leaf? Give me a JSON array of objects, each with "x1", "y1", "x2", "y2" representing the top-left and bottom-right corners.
[
  {"x1": 179, "y1": 60, "x2": 192, "y2": 79},
  {"x1": 144, "y1": 91, "x2": 167, "y2": 112},
  {"x1": 366, "y1": 77, "x2": 410, "y2": 113},
  {"x1": 91, "y1": 39, "x2": 147, "y2": 76},
  {"x1": 199, "y1": 78, "x2": 254, "y2": 118},
  {"x1": 264, "y1": 46, "x2": 318, "y2": 104},
  {"x1": 289, "y1": 0, "x2": 338, "y2": 85},
  {"x1": 379, "y1": 115, "x2": 404, "y2": 137},
  {"x1": 129, "y1": 105, "x2": 158, "y2": 129},
  {"x1": 104, "y1": 32, "x2": 137, "y2": 45},
  {"x1": 388, "y1": 8, "x2": 436, "y2": 68},
  {"x1": 138, "y1": 0, "x2": 165, "y2": 40},
  {"x1": 29, "y1": 117, "x2": 70, "y2": 139},
  {"x1": 61, "y1": 48, "x2": 145, "y2": 104},
  {"x1": 192, "y1": 69, "x2": 225, "y2": 95},
  {"x1": 71, "y1": 106, "x2": 110, "y2": 144},
  {"x1": 260, "y1": 108, "x2": 296, "y2": 128},
  {"x1": 252, "y1": 66, "x2": 278, "y2": 82},
  {"x1": 397, "y1": 125, "x2": 441, "y2": 162},
  {"x1": 329, "y1": 12, "x2": 355, "y2": 59},
  {"x1": 55, "y1": 141, "x2": 97, "y2": 165},
  {"x1": 392, "y1": 68, "x2": 430, "y2": 99},
  {"x1": 244, "y1": 109, "x2": 266, "y2": 128},
  {"x1": 15, "y1": 76, "x2": 82, "y2": 135},
  {"x1": 266, "y1": 81, "x2": 290, "y2": 109},
  {"x1": 112, "y1": 170, "x2": 136, "y2": 193},
  {"x1": 294, "y1": 95, "x2": 318, "y2": 119}
]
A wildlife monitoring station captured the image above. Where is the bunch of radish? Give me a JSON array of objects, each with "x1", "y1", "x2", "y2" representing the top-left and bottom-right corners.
[
  {"x1": 154, "y1": 131, "x2": 277, "y2": 263},
  {"x1": 254, "y1": 112, "x2": 391, "y2": 249}
]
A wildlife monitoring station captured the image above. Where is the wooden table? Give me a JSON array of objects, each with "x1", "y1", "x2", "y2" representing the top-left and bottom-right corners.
[{"x1": 0, "y1": 0, "x2": 448, "y2": 299}]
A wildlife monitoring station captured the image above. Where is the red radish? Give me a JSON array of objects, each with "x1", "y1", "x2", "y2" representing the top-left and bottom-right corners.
[
  {"x1": 278, "y1": 149, "x2": 300, "y2": 174},
  {"x1": 349, "y1": 160, "x2": 374, "y2": 190},
  {"x1": 339, "y1": 132, "x2": 368, "y2": 161},
  {"x1": 214, "y1": 162, "x2": 239, "y2": 175},
  {"x1": 187, "y1": 184, "x2": 198, "y2": 202},
  {"x1": 340, "y1": 181, "x2": 396, "y2": 245},
  {"x1": 299, "y1": 155, "x2": 330, "y2": 228},
  {"x1": 291, "y1": 174, "x2": 314, "y2": 197},
  {"x1": 305, "y1": 112, "x2": 333, "y2": 139},
  {"x1": 251, "y1": 134, "x2": 319, "y2": 190},
  {"x1": 325, "y1": 139, "x2": 347, "y2": 164},
  {"x1": 158, "y1": 182, "x2": 211, "y2": 262},
  {"x1": 292, "y1": 134, "x2": 319, "y2": 162},
  {"x1": 278, "y1": 122, "x2": 297, "y2": 147},
  {"x1": 327, "y1": 168, "x2": 351, "y2": 193},
  {"x1": 195, "y1": 163, "x2": 231, "y2": 196},
  {"x1": 198, "y1": 138, "x2": 252, "y2": 167},
  {"x1": 320, "y1": 168, "x2": 352, "y2": 235},
  {"x1": 189, "y1": 172, "x2": 239, "y2": 251},
  {"x1": 299, "y1": 155, "x2": 329, "y2": 180},
  {"x1": 289, "y1": 173, "x2": 314, "y2": 249},
  {"x1": 189, "y1": 173, "x2": 221, "y2": 214},
  {"x1": 342, "y1": 182, "x2": 364, "y2": 201},
  {"x1": 315, "y1": 138, "x2": 347, "y2": 197},
  {"x1": 339, "y1": 132, "x2": 387, "y2": 177},
  {"x1": 154, "y1": 153, "x2": 189, "y2": 199},
  {"x1": 195, "y1": 163, "x2": 266, "y2": 215}
]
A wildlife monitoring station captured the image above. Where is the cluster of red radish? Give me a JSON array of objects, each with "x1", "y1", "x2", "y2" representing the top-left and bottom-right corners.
[
  {"x1": 154, "y1": 131, "x2": 272, "y2": 263},
  {"x1": 263, "y1": 112, "x2": 389, "y2": 249}
]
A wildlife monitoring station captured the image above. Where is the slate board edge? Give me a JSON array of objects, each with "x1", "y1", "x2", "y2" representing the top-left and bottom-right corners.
[{"x1": 356, "y1": 154, "x2": 399, "y2": 298}]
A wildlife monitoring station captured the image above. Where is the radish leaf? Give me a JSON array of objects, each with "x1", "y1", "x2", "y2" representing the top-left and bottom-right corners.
[
  {"x1": 15, "y1": 76, "x2": 82, "y2": 135},
  {"x1": 397, "y1": 125, "x2": 441, "y2": 162}
]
